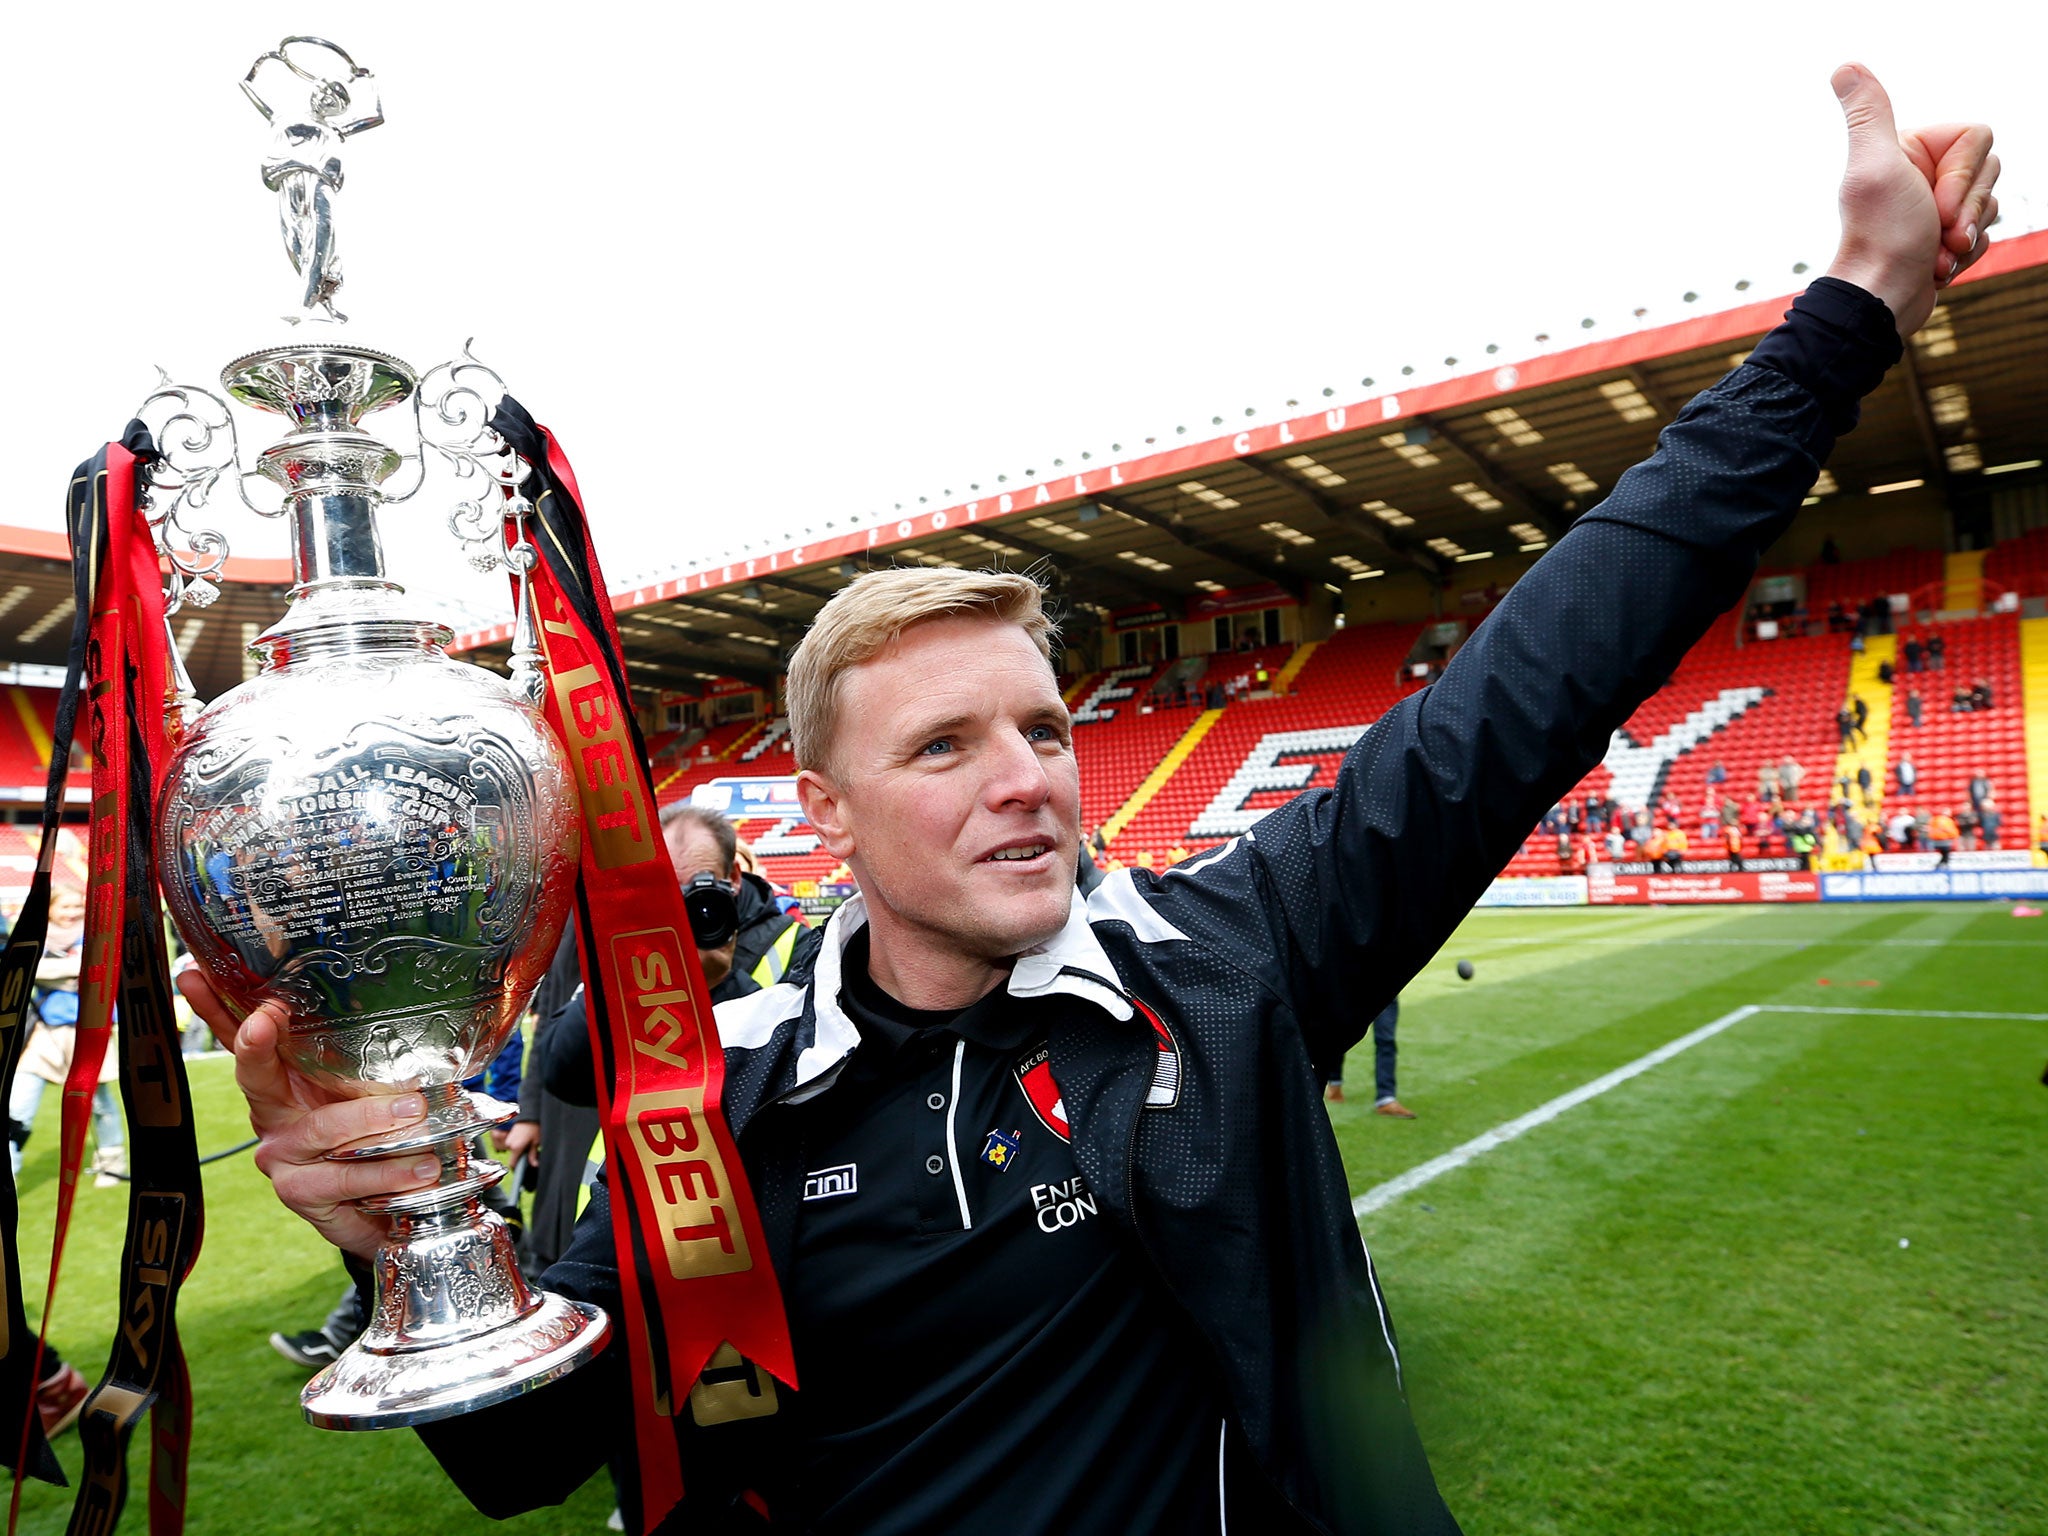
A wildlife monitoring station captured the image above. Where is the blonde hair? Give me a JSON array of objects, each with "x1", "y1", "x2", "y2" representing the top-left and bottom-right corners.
[{"x1": 787, "y1": 567, "x2": 1057, "y2": 771}]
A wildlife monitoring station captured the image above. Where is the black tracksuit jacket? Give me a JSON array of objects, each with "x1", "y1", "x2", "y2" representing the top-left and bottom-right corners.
[{"x1": 417, "y1": 278, "x2": 1901, "y2": 1532}]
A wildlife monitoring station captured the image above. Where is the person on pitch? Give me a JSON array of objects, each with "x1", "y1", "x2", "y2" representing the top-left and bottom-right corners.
[{"x1": 185, "y1": 65, "x2": 1997, "y2": 1536}]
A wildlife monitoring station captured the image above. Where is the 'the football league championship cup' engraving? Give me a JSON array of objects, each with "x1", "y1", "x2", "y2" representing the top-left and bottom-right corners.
[{"x1": 147, "y1": 39, "x2": 609, "y2": 1429}]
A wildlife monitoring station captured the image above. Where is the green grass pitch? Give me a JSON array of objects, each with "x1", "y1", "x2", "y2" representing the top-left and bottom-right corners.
[{"x1": 10, "y1": 901, "x2": 2046, "y2": 1532}]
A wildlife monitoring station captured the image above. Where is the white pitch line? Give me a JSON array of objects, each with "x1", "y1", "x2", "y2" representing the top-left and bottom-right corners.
[
  {"x1": 1352, "y1": 1001, "x2": 2048, "y2": 1219},
  {"x1": 1467, "y1": 936, "x2": 2048, "y2": 949},
  {"x1": 1761, "y1": 1005, "x2": 2048, "y2": 1020},
  {"x1": 1352, "y1": 1004, "x2": 1759, "y2": 1218}
]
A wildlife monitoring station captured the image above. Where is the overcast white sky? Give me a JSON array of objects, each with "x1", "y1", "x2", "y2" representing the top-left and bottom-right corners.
[{"x1": 3, "y1": 1, "x2": 2042, "y2": 627}]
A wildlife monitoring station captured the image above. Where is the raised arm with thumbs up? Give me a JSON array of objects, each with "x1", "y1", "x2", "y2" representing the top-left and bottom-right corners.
[{"x1": 1825, "y1": 62, "x2": 1998, "y2": 337}]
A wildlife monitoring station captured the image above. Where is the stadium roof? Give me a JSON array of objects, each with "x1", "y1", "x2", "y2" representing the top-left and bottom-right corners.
[
  {"x1": 4, "y1": 228, "x2": 2045, "y2": 702},
  {"x1": 450, "y1": 226, "x2": 2048, "y2": 689}
]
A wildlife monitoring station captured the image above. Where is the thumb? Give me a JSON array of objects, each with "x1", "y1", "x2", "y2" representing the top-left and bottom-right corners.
[{"x1": 1832, "y1": 62, "x2": 1898, "y2": 158}]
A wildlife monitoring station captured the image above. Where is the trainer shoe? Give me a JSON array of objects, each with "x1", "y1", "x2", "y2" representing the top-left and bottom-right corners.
[
  {"x1": 91, "y1": 1149, "x2": 126, "y2": 1190},
  {"x1": 269, "y1": 1329, "x2": 346, "y2": 1370},
  {"x1": 1374, "y1": 1099, "x2": 1417, "y2": 1119},
  {"x1": 1322, "y1": 1084, "x2": 1344, "y2": 1103},
  {"x1": 36, "y1": 1364, "x2": 89, "y2": 1439}
]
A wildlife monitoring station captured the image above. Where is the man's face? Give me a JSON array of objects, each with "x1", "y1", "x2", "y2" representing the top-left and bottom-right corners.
[
  {"x1": 666, "y1": 823, "x2": 740, "y2": 988},
  {"x1": 800, "y1": 615, "x2": 1080, "y2": 968}
]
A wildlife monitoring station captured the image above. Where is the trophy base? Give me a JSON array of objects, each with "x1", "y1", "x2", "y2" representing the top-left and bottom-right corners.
[
  {"x1": 303, "y1": 1149, "x2": 610, "y2": 1430},
  {"x1": 302, "y1": 1289, "x2": 609, "y2": 1430}
]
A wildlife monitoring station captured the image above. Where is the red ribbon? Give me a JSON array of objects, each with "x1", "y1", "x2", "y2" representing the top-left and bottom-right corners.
[{"x1": 517, "y1": 420, "x2": 793, "y2": 1530}]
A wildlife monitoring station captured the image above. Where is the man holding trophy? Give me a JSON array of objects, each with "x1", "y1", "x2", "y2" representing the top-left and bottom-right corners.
[{"x1": 178, "y1": 59, "x2": 1996, "y2": 1536}]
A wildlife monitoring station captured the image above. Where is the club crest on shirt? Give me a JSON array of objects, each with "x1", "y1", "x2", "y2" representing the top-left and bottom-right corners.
[
  {"x1": 1013, "y1": 1044, "x2": 1070, "y2": 1141},
  {"x1": 981, "y1": 1128, "x2": 1021, "y2": 1171}
]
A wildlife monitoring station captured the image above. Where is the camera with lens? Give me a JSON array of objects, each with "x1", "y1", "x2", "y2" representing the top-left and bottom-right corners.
[{"x1": 681, "y1": 871, "x2": 739, "y2": 949}]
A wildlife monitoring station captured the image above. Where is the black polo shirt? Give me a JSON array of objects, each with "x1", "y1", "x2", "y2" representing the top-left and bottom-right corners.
[{"x1": 765, "y1": 929, "x2": 1226, "y2": 1533}]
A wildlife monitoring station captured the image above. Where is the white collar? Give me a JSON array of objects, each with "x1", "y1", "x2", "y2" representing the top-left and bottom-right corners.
[{"x1": 796, "y1": 888, "x2": 1135, "y2": 1095}]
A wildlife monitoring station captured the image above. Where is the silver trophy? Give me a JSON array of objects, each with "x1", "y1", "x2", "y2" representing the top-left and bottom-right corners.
[{"x1": 146, "y1": 38, "x2": 609, "y2": 1427}]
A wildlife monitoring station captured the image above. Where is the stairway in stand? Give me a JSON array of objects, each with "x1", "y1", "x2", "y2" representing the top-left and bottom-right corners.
[
  {"x1": 2021, "y1": 616, "x2": 2048, "y2": 846},
  {"x1": 1101, "y1": 709, "x2": 1226, "y2": 846},
  {"x1": 1268, "y1": 639, "x2": 1321, "y2": 695},
  {"x1": 1833, "y1": 635, "x2": 1896, "y2": 816}
]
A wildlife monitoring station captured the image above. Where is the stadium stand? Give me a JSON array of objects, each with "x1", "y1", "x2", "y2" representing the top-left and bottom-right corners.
[
  {"x1": 653, "y1": 537, "x2": 2048, "y2": 899},
  {"x1": 1107, "y1": 622, "x2": 1425, "y2": 863},
  {"x1": 0, "y1": 687, "x2": 84, "y2": 800},
  {"x1": 1983, "y1": 526, "x2": 2048, "y2": 599},
  {"x1": 1799, "y1": 549, "x2": 1944, "y2": 613},
  {"x1": 1884, "y1": 613, "x2": 2029, "y2": 841}
]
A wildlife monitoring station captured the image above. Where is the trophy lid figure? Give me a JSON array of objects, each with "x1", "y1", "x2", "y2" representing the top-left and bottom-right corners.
[{"x1": 241, "y1": 37, "x2": 384, "y2": 322}]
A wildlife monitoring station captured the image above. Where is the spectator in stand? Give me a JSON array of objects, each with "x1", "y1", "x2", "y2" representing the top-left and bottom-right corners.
[
  {"x1": 1820, "y1": 534, "x2": 1842, "y2": 565},
  {"x1": 1859, "y1": 825, "x2": 1882, "y2": 858},
  {"x1": 1663, "y1": 824, "x2": 1689, "y2": 872},
  {"x1": 1659, "y1": 792, "x2": 1683, "y2": 827},
  {"x1": 1851, "y1": 693, "x2": 1869, "y2": 742},
  {"x1": 1903, "y1": 634, "x2": 1924, "y2": 673},
  {"x1": 1905, "y1": 686, "x2": 1924, "y2": 728},
  {"x1": 1927, "y1": 631, "x2": 1946, "y2": 670},
  {"x1": 1887, "y1": 806, "x2": 1918, "y2": 850},
  {"x1": 1722, "y1": 821, "x2": 1745, "y2": 870},
  {"x1": 1541, "y1": 803, "x2": 1567, "y2": 835},
  {"x1": 1969, "y1": 770, "x2": 1994, "y2": 811},
  {"x1": 1856, "y1": 763, "x2": 1874, "y2": 807},
  {"x1": 1956, "y1": 804, "x2": 1981, "y2": 851},
  {"x1": 1876, "y1": 657, "x2": 1895, "y2": 685},
  {"x1": 1707, "y1": 760, "x2": 1727, "y2": 789},
  {"x1": 1554, "y1": 830, "x2": 1574, "y2": 872},
  {"x1": 1979, "y1": 798, "x2": 2003, "y2": 849},
  {"x1": 1950, "y1": 684, "x2": 1972, "y2": 713},
  {"x1": 1722, "y1": 794, "x2": 1743, "y2": 831},
  {"x1": 1826, "y1": 599, "x2": 1847, "y2": 632},
  {"x1": 1604, "y1": 826, "x2": 1627, "y2": 861},
  {"x1": 1926, "y1": 807, "x2": 1960, "y2": 864},
  {"x1": 1789, "y1": 817, "x2": 1819, "y2": 868},
  {"x1": 1571, "y1": 833, "x2": 1596, "y2": 876},
  {"x1": 1835, "y1": 705, "x2": 1857, "y2": 748},
  {"x1": 1643, "y1": 824, "x2": 1668, "y2": 868},
  {"x1": 1746, "y1": 797, "x2": 1772, "y2": 842},
  {"x1": 1757, "y1": 762, "x2": 1780, "y2": 802},
  {"x1": 1780, "y1": 756, "x2": 1804, "y2": 801},
  {"x1": 1970, "y1": 677, "x2": 1992, "y2": 711},
  {"x1": 1896, "y1": 755, "x2": 1918, "y2": 797},
  {"x1": 1702, "y1": 798, "x2": 1721, "y2": 840},
  {"x1": 1849, "y1": 628, "x2": 1865, "y2": 656}
]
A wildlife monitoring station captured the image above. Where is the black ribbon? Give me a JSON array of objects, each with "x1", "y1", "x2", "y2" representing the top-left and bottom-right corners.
[
  {"x1": 68, "y1": 424, "x2": 205, "y2": 1536},
  {"x1": 0, "y1": 435, "x2": 110, "y2": 1489}
]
